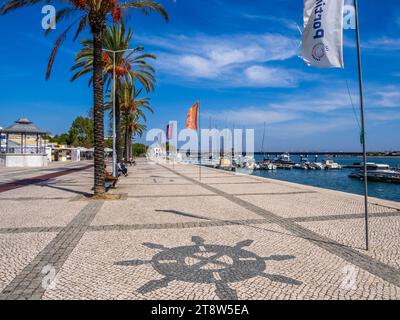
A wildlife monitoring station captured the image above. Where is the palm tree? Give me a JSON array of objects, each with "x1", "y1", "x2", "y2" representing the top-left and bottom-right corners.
[
  {"x1": 0, "y1": 0, "x2": 168, "y2": 196},
  {"x1": 119, "y1": 81, "x2": 153, "y2": 160},
  {"x1": 71, "y1": 21, "x2": 156, "y2": 163},
  {"x1": 123, "y1": 112, "x2": 146, "y2": 160}
]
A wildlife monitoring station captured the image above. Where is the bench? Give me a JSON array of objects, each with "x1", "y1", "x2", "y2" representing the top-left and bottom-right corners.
[
  {"x1": 105, "y1": 181, "x2": 114, "y2": 192},
  {"x1": 104, "y1": 171, "x2": 119, "y2": 191}
]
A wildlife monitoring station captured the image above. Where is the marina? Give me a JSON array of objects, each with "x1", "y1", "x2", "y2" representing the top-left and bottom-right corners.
[
  {"x1": 252, "y1": 155, "x2": 400, "y2": 203},
  {"x1": 200, "y1": 154, "x2": 400, "y2": 203}
]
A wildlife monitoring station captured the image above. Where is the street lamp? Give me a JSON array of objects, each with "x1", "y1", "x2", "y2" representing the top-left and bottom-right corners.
[{"x1": 102, "y1": 48, "x2": 138, "y2": 177}]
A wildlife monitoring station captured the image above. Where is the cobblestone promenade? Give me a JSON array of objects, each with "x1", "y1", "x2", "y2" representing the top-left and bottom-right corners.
[{"x1": 0, "y1": 159, "x2": 399, "y2": 300}]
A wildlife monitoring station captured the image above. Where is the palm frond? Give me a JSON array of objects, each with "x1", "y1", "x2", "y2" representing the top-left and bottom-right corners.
[
  {"x1": 46, "y1": 16, "x2": 81, "y2": 80},
  {"x1": 0, "y1": 0, "x2": 42, "y2": 14},
  {"x1": 45, "y1": 7, "x2": 78, "y2": 36},
  {"x1": 121, "y1": 0, "x2": 169, "y2": 22},
  {"x1": 73, "y1": 16, "x2": 88, "y2": 41}
]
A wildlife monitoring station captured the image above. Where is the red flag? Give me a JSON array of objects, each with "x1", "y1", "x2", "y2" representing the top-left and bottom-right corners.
[
  {"x1": 166, "y1": 123, "x2": 173, "y2": 140},
  {"x1": 186, "y1": 102, "x2": 199, "y2": 130}
]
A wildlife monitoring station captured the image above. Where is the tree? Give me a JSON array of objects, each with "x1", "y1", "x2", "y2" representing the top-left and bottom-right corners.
[
  {"x1": 132, "y1": 143, "x2": 147, "y2": 157},
  {"x1": 68, "y1": 116, "x2": 94, "y2": 148},
  {"x1": 49, "y1": 133, "x2": 71, "y2": 145},
  {"x1": 0, "y1": 0, "x2": 168, "y2": 196},
  {"x1": 119, "y1": 82, "x2": 152, "y2": 160},
  {"x1": 71, "y1": 21, "x2": 156, "y2": 163}
]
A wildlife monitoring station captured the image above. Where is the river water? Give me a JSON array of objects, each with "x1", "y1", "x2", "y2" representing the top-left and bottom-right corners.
[{"x1": 251, "y1": 155, "x2": 400, "y2": 203}]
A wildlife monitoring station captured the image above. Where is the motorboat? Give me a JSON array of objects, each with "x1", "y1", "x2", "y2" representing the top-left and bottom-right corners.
[
  {"x1": 294, "y1": 163, "x2": 309, "y2": 170},
  {"x1": 296, "y1": 156, "x2": 311, "y2": 170},
  {"x1": 257, "y1": 157, "x2": 277, "y2": 170},
  {"x1": 323, "y1": 159, "x2": 342, "y2": 170},
  {"x1": 273, "y1": 153, "x2": 295, "y2": 165},
  {"x1": 309, "y1": 162, "x2": 325, "y2": 170},
  {"x1": 349, "y1": 163, "x2": 400, "y2": 183},
  {"x1": 259, "y1": 160, "x2": 277, "y2": 170},
  {"x1": 273, "y1": 153, "x2": 295, "y2": 169},
  {"x1": 234, "y1": 155, "x2": 259, "y2": 170}
]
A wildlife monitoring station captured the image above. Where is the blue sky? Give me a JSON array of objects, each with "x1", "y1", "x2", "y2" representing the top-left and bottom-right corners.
[{"x1": 0, "y1": 0, "x2": 399, "y2": 151}]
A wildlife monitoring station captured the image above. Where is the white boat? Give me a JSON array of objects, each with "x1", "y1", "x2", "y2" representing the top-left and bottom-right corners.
[
  {"x1": 294, "y1": 161, "x2": 309, "y2": 170},
  {"x1": 234, "y1": 155, "x2": 258, "y2": 170},
  {"x1": 309, "y1": 162, "x2": 325, "y2": 170},
  {"x1": 323, "y1": 159, "x2": 342, "y2": 170},
  {"x1": 274, "y1": 153, "x2": 295, "y2": 165},
  {"x1": 349, "y1": 163, "x2": 400, "y2": 183},
  {"x1": 259, "y1": 161, "x2": 277, "y2": 170}
]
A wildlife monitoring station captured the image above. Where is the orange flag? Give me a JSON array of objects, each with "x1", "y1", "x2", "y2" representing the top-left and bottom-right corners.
[{"x1": 185, "y1": 102, "x2": 199, "y2": 130}]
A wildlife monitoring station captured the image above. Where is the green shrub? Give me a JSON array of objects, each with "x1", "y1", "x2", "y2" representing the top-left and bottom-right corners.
[{"x1": 132, "y1": 143, "x2": 147, "y2": 157}]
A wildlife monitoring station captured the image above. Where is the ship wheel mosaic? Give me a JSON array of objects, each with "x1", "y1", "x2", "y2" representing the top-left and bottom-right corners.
[{"x1": 115, "y1": 236, "x2": 302, "y2": 299}]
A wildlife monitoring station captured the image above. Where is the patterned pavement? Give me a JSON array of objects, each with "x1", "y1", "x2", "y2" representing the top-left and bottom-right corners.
[{"x1": 0, "y1": 159, "x2": 399, "y2": 300}]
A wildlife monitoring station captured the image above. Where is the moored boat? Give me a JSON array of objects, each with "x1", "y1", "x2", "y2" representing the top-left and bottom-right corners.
[
  {"x1": 273, "y1": 153, "x2": 295, "y2": 169},
  {"x1": 323, "y1": 159, "x2": 342, "y2": 170},
  {"x1": 349, "y1": 163, "x2": 400, "y2": 184},
  {"x1": 309, "y1": 162, "x2": 325, "y2": 170}
]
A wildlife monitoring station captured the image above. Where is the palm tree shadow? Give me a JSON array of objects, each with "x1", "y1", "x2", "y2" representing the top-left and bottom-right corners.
[
  {"x1": 37, "y1": 178, "x2": 92, "y2": 196},
  {"x1": 155, "y1": 209, "x2": 210, "y2": 220}
]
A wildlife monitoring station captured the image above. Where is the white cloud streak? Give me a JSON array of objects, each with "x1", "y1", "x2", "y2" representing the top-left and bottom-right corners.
[
  {"x1": 202, "y1": 85, "x2": 400, "y2": 136},
  {"x1": 138, "y1": 33, "x2": 304, "y2": 88},
  {"x1": 362, "y1": 37, "x2": 400, "y2": 51}
]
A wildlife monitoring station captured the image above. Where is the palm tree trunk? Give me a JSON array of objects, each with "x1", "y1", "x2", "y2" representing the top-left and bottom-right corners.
[
  {"x1": 128, "y1": 134, "x2": 132, "y2": 160},
  {"x1": 124, "y1": 111, "x2": 130, "y2": 161},
  {"x1": 115, "y1": 85, "x2": 123, "y2": 163},
  {"x1": 90, "y1": 16, "x2": 105, "y2": 195}
]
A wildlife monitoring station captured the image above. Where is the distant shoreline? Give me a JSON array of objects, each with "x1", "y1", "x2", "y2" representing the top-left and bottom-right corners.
[{"x1": 253, "y1": 152, "x2": 400, "y2": 158}]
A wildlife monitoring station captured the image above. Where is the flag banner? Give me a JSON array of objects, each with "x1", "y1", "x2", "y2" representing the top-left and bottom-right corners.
[
  {"x1": 302, "y1": 0, "x2": 345, "y2": 68},
  {"x1": 158, "y1": 132, "x2": 162, "y2": 146},
  {"x1": 166, "y1": 123, "x2": 174, "y2": 140},
  {"x1": 186, "y1": 102, "x2": 199, "y2": 130}
]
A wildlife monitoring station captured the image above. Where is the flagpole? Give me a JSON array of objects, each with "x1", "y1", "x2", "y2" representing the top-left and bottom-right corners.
[
  {"x1": 198, "y1": 100, "x2": 201, "y2": 182},
  {"x1": 354, "y1": 0, "x2": 369, "y2": 251}
]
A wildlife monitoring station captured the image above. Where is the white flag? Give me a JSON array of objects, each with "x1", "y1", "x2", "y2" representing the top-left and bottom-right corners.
[{"x1": 302, "y1": 0, "x2": 345, "y2": 68}]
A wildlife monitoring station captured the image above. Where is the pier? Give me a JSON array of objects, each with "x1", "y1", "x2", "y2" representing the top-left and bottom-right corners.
[{"x1": 0, "y1": 158, "x2": 399, "y2": 300}]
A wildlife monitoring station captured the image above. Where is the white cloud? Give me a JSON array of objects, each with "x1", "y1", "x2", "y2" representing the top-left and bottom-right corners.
[
  {"x1": 269, "y1": 91, "x2": 352, "y2": 113},
  {"x1": 368, "y1": 86, "x2": 400, "y2": 108},
  {"x1": 179, "y1": 55, "x2": 218, "y2": 78},
  {"x1": 200, "y1": 85, "x2": 400, "y2": 136},
  {"x1": 244, "y1": 66, "x2": 301, "y2": 88},
  {"x1": 368, "y1": 111, "x2": 400, "y2": 121},
  {"x1": 139, "y1": 33, "x2": 303, "y2": 88},
  {"x1": 363, "y1": 37, "x2": 400, "y2": 51},
  {"x1": 268, "y1": 117, "x2": 356, "y2": 138},
  {"x1": 204, "y1": 107, "x2": 300, "y2": 126}
]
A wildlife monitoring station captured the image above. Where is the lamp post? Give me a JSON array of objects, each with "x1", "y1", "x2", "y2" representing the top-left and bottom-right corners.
[{"x1": 102, "y1": 48, "x2": 138, "y2": 177}]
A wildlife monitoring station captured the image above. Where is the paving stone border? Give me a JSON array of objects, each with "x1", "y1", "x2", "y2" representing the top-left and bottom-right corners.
[
  {"x1": 0, "y1": 201, "x2": 103, "y2": 300},
  {"x1": 0, "y1": 197, "x2": 73, "y2": 201},
  {"x1": 127, "y1": 191, "x2": 317, "y2": 199},
  {"x1": 0, "y1": 211, "x2": 398, "y2": 236},
  {"x1": 159, "y1": 163, "x2": 400, "y2": 289},
  {"x1": 0, "y1": 227, "x2": 64, "y2": 235}
]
